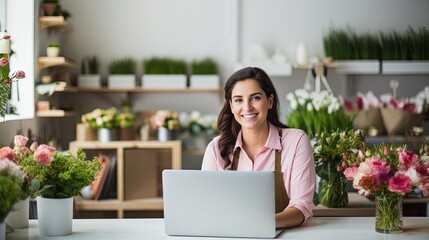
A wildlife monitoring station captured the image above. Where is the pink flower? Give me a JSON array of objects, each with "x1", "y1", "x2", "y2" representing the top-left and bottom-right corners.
[
  {"x1": 14, "y1": 70, "x2": 26, "y2": 79},
  {"x1": 38, "y1": 144, "x2": 56, "y2": 153},
  {"x1": 398, "y1": 148, "x2": 419, "y2": 170},
  {"x1": 30, "y1": 142, "x2": 39, "y2": 151},
  {"x1": 33, "y1": 148, "x2": 53, "y2": 166},
  {"x1": 388, "y1": 174, "x2": 412, "y2": 195},
  {"x1": 343, "y1": 167, "x2": 358, "y2": 180},
  {"x1": 14, "y1": 135, "x2": 29, "y2": 147},
  {"x1": 1, "y1": 34, "x2": 11, "y2": 40},
  {"x1": 0, "y1": 147, "x2": 13, "y2": 160},
  {"x1": 0, "y1": 57, "x2": 8, "y2": 67}
]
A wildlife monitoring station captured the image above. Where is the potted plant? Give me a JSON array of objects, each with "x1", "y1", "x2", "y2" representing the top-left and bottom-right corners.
[
  {"x1": 116, "y1": 112, "x2": 136, "y2": 140},
  {"x1": 189, "y1": 57, "x2": 220, "y2": 89},
  {"x1": 12, "y1": 135, "x2": 101, "y2": 236},
  {"x1": 41, "y1": 0, "x2": 59, "y2": 16},
  {"x1": 81, "y1": 107, "x2": 120, "y2": 142},
  {"x1": 323, "y1": 27, "x2": 380, "y2": 74},
  {"x1": 46, "y1": 42, "x2": 60, "y2": 57},
  {"x1": 141, "y1": 57, "x2": 187, "y2": 89},
  {"x1": 107, "y1": 57, "x2": 136, "y2": 89},
  {"x1": 381, "y1": 26, "x2": 429, "y2": 74},
  {"x1": 78, "y1": 55, "x2": 101, "y2": 88}
]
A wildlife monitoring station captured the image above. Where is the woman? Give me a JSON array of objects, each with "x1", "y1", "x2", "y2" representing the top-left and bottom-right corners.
[{"x1": 202, "y1": 67, "x2": 315, "y2": 228}]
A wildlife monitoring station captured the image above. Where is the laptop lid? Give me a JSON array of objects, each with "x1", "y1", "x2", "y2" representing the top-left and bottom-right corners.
[{"x1": 162, "y1": 170, "x2": 281, "y2": 238}]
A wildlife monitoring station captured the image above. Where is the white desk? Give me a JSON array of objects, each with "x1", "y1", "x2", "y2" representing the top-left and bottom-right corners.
[{"x1": 7, "y1": 217, "x2": 429, "y2": 240}]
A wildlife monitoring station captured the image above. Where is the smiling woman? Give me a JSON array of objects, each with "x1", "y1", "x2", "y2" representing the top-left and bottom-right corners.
[{"x1": 0, "y1": 0, "x2": 35, "y2": 122}]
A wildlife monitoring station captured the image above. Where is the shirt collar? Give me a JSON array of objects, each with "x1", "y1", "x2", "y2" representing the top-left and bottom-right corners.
[{"x1": 233, "y1": 123, "x2": 282, "y2": 152}]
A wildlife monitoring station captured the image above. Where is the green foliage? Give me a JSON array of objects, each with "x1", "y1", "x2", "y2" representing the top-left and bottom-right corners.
[
  {"x1": 19, "y1": 148, "x2": 102, "y2": 198},
  {"x1": 0, "y1": 176, "x2": 23, "y2": 222},
  {"x1": 115, "y1": 112, "x2": 136, "y2": 128},
  {"x1": 191, "y1": 58, "x2": 218, "y2": 75},
  {"x1": 81, "y1": 55, "x2": 100, "y2": 74},
  {"x1": 407, "y1": 26, "x2": 429, "y2": 60},
  {"x1": 143, "y1": 57, "x2": 187, "y2": 74},
  {"x1": 380, "y1": 31, "x2": 409, "y2": 60},
  {"x1": 109, "y1": 58, "x2": 136, "y2": 75},
  {"x1": 81, "y1": 107, "x2": 120, "y2": 129},
  {"x1": 48, "y1": 42, "x2": 60, "y2": 48},
  {"x1": 323, "y1": 27, "x2": 379, "y2": 60},
  {"x1": 0, "y1": 53, "x2": 10, "y2": 120}
]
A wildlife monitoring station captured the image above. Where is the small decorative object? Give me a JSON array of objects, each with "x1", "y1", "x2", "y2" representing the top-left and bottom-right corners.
[
  {"x1": 14, "y1": 135, "x2": 101, "y2": 236},
  {"x1": 296, "y1": 42, "x2": 308, "y2": 66},
  {"x1": 286, "y1": 89, "x2": 353, "y2": 138},
  {"x1": 81, "y1": 107, "x2": 120, "y2": 142},
  {"x1": 189, "y1": 58, "x2": 219, "y2": 89},
  {"x1": 342, "y1": 143, "x2": 429, "y2": 233},
  {"x1": 141, "y1": 57, "x2": 187, "y2": 89},
  {"x1": 46, "y1": 42, "x2": 60, "y2": 57},
  {"x1": 78, "y1": 55, "x2": 101, "y2": 88},
  {"x1": 313, "y1": 129, "x2": 366, "y2": 208},
  {"x1": 0, "y1": 33, "x2": 26, "y2": 121},
  {"x1": 150, "y1": 110, "x2": 179, "y2": 142},
  {"x1": 107, "y1": 58, "x2": 136, "y2": 88}
]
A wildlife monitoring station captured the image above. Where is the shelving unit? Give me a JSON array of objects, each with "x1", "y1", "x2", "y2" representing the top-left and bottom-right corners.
[
  {"x1": 69, "y1": 140, "x2": 182, "y2": 218},
  {"x1": 39, "y1": 16, "x2": 71, "y2": 32},
  {"x1": 38, "y1": 56, "x2": 75, "y2": 69}
]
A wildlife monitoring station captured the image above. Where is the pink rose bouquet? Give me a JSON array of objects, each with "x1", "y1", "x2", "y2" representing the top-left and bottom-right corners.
[{"x1": 6, "y1": 135, "x2": 101, "y2": 198}]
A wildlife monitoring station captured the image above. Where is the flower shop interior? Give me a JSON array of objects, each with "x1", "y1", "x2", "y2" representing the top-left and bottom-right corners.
[{"x1": 1, "y1": 0, "x2": 429, "y2": 231}]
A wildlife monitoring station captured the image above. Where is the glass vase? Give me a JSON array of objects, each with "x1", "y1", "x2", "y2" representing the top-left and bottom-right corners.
[
  {"x1": 375, "y1": 195, "x2": 403, "y2": 233},
  {"x1": 318, "y1": 170, "x2": 348, "y2": 208}
]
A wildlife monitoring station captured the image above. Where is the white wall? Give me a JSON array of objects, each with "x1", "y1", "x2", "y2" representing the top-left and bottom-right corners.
[{"x1": 1, "y1": 0, "x2": 429, "y2": 146}]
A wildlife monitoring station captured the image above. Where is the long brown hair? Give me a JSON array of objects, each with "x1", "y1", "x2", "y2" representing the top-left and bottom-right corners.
[{"x1": 217, "y1": 67, "x2": 287, "y2": 167}]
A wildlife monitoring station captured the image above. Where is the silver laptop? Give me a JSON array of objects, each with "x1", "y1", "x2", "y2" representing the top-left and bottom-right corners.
[{"x1": 162, "y1": 170, "x2": 285, "y2": 238}]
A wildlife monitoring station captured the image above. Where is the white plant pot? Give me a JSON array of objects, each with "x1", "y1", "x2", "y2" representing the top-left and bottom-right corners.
[
  {"x1": 37, "y1": 197, "x2": 73, "y2": 236},
  {"x1": 78, "y1": 74, "x2": 102, "y2": 88},
  {"x1": 189, "y1": 75, "x2": 219, "y2": 89},
  {"x1": 107, "y1": 74, "x2": 136, "y2": 88},
  {"x1": 382, "y1": 61, "x2": 429, "y2": 75},
  {"x1": 46, "y1": 47, "x2": 60, "y2": 57},
  {"x1": 6, "y1": 197, "x2": 29, "y2": 229},
  {"x1": 334, "y1": 60, "x2": 380, "y2": 75},
  {"x1": 141, "y1": 74, "x2": 187, "y2": 89}
]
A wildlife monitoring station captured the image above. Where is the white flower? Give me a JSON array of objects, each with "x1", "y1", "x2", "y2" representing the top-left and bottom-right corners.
[
  {"x1": 306, "y1": 102, "x2": 313, "y2": 111},
  {"x1": 404, "y1": 167, "x2": 421, "y2": 186},
  {"x1": 295, "y1": 89, "x2": 309, "y2": 100},
  {"x1": 290, "y1": 100, "x2": 298, "y2": 110},
  {"x1": 179, "y1": 112, "x2": 190, "y2": 128},
  {"x1": 286, "y1": 92, "x2": 296, "y2": 102}
]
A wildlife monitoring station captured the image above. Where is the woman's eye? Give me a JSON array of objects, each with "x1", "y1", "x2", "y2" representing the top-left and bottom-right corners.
[
  {"x1": 234, "y1": 99, "x2": 243, "y2": 103},
  {"x1": 252, "y1": 96, "x2": 261, "y2": 101}
]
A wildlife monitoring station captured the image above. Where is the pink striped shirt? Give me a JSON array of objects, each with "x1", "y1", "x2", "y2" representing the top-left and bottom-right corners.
[{"x1": 201, "y1": 123, "x2": 315, "y2": 222}]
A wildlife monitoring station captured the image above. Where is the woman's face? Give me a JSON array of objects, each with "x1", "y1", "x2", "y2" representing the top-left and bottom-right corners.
[{"x1": 229, "y1": 79, "x2": 273, "y2": 131}]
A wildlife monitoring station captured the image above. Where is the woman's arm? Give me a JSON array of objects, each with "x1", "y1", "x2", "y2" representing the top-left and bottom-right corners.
[{"x1": 275, "y1": 207, "x2": 305, "y2": 228}]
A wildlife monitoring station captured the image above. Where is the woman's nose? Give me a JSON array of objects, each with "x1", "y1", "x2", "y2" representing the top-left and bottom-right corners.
[{"x1": 243, "y1": 100, "x2": 253, "y2": 111}]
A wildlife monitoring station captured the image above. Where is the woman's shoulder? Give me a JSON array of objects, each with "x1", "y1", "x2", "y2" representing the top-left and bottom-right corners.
[{"x1": 281, "y1": 128, "x2": 310, "y2": 141}]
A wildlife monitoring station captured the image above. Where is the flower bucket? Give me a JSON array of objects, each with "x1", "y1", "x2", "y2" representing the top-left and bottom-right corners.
[
  {"x1": 158, "y1": 127, "x2": 175, "y2": 142},
  {"x1": 76, "y1": 123, "x2": 97, "y2": 141},
  {"x1": 37, "y1": 197, "x2": 73, "y2": 236},
  {"x1": 6, "y1": 197, "x2": 29, "y2": 229},
  {"x1": 380, "y1": 109, "x2": 422, "y2": 136},
  {"x1": 317, "y1": 162, "x2": 348, "y2": 208},
  {"x1": 97, "y1": 128, "x2": 117, "y2": 142},
  {"x1": 119, "y1": 127, "x2": 135, "y2": 141},
  {"x1": 0, "y1": 221, "x2": 5, "y2": 240},
  {"x1": 375, "y1": 195, "x2": 403, "y2": 233},
  {"x1": 352, "y1": 108, "x2": 386, "y2": 136}
]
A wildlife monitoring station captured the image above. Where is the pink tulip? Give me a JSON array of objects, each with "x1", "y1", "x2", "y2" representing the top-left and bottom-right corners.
[
  {"x1": 1, "y1": 34, "x2": 11, "y2": 40},
  {"x1": 0, "y1": 57, "x2": 8, "y2": 67},
  {"x1": 14, "y1": 70, "x2": 25, "y2": 79}
]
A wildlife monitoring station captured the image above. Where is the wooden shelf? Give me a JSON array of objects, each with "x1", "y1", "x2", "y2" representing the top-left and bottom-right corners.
[
  {"x1": 69, "y1": 140, "x2": 182, "y2": 218},
  {"x1": 38, "y1": 56, "x2": 76, "y2": 70},
  {"x1": 53, "y1": 86, "x2": 221, "y2": 94},
  {"x1": 36, "y1": 109, "x2": 78, "y2": 117},
  {"x1": 39, "y1": 16, "x2": 71, "y2": 32}
]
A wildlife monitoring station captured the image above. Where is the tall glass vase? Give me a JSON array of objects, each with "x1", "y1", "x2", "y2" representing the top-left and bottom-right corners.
[
  {"x1": 317, "y1": 162, "x2": 348, "y2": 208},
  {"x1": 375, "y1": 195, "x2": 403, "y2": 233}
]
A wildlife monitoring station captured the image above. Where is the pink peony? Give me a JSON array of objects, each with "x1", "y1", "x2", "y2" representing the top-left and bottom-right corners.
[
  {"x1": 388, "y1": 174, "x2": 412, "y2": 195},
  {"x1": 33, "y1": 148, "x2": 53, "y2": 166},
  {"x1": 38, "y1": 144, "x2": 56, "y2": 153},
  {"x1": 398, "y1": 148, "x2": 418, "y2": 170},
  {"x1": 14, "y1": 135, "x2": 29, "y2": 147},
  {"x1": 0, "y1": 146, "x2": 13, "y2": 160},
  {"x1": 343, "y1": 167, "x2": 359, "y2": 180}
]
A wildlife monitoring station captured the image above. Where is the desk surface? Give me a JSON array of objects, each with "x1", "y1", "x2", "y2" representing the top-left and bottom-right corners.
[{"x1": 7, "y1": 217, "x2": 429, "y2": 240}]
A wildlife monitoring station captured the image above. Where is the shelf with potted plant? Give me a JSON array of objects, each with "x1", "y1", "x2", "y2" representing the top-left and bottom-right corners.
[
  {"x1": 189, "y1": 57, "x2": 220, "y2": 89},
  {"x1": 381, "y1": 26, "x2": 429, "y2": 75},
  {"x1": 141, "y1": 57, "x2": 188, "y2": 89}
]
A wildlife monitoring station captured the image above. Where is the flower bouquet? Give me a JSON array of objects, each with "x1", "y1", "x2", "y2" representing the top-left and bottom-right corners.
[
  {"x1": 81, "y1": 107, "x2": 119, "y2": 130},
  {"x1": 150, "y1": 110, "x2": 180, "y2": 142},
  {"x1": 286, "y1": 89, "x2": 353, "y2": 138},
  {"x1": 178, "y1": 111, "x2": 217, "y2": 149},
  {"x1": 0, "y1": 158, "x2": 27, "y2": 224},
  {"x1": 342, "y1": 143, "x2": 429, "y2": 233},
  {"x1": 313, "y1": 129, "x2": 366, "y2": 207}
]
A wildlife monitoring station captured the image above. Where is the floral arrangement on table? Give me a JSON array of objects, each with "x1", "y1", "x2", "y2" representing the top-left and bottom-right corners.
[
  {"x1": 178, "y1": 111, "x2": 217, "y2": 136},
  {"x1": 115, "y1": 112, "x2": 136, "y2": 129},
  {"x1": 285, "y1": 89, "x2": 353, "y2": 138},
  {"x1": 0, "y1": 33, "x2": 26, "y2": 121},
  {"x1": 312, "y1": 129, "x2": 366, "y2": 207},
  {"x1": 342, "y1": 143, "x2": 429, "y2": 233},
  {"x1": 150, "y1": 110, "x2": 180, "y2": 131},
  {"x1": 10, "y1": 135, "x2": 102, "y2": 198},
  {"x1": 0, "y1": 156, "x2": 27, "y2": 223},
  {"x1": 81, "y1": 107, "x2": 120, "y2": 129}
]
